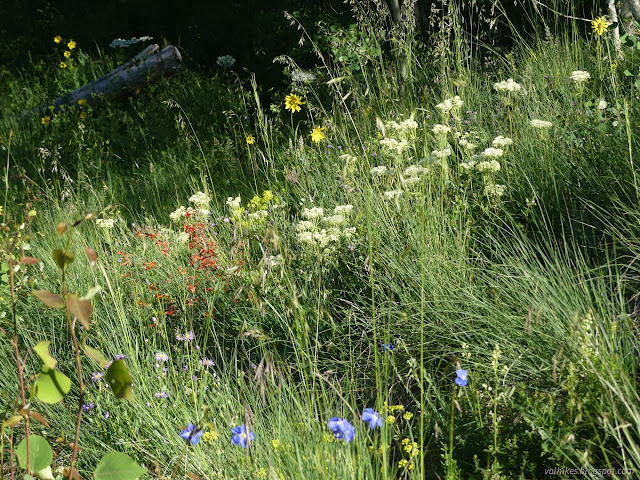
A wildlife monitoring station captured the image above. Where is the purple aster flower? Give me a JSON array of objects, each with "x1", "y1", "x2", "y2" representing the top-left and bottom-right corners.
[
  {"x1": 180, "y1": 423, "x2": 204, "y2": 445},
  {"x1": 114, "y1": 354, "x2": 128, "y2": 360},
  {"x1": 91, "y1": 372, "x2": 103, "y2": 382},
  {"x1": 455, "y1": 369, "x2": 468, "y2": 387},
  {"x1": 104, "y1": 360, "x2": 113, "y2": 369},
  {"x1": 176, "y1": 334, "x2": 184, "y2": 341},
  {"x1": 82, "y1": 402, "x2": 94, "y2": 413},
  {"x1": 202, "y1": 359, "x2": 215, "y2": 367},
  {"x1": 231, "y1": 425, "x2": 255, "y2": 448},
  {"x1": 154, "y1": 392, "x2": 169, "y2": 398},
  {"x1": 155, "y1": 352, "x2": 169, "y2": 362},
  {"x1": 104, "y1": 411, "x2": 110, "y2": 419},
  {"x1": 184, "y1": 331, "x2": 195, "y2": 341},
  {"x1": 361, "y1": 408, "x2": 383, "y2": 429},
  {"x1": 328, "y1": 417, "x2": 356, "y2": 442}
]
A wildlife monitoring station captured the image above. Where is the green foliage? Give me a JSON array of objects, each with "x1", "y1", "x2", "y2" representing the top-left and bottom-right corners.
[
  {"x1": 15, "y1": 435, "x2": 53, "y2": 472},
  {"x1": 93, "y1": 452, "x2": 146, "y2": 480},
  {"x1": 105, "y1": 360, "x2": 133, "y2": 400}
]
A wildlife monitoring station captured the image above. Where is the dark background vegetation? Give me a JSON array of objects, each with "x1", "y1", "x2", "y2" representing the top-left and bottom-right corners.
[{"x1": 1, "y1": 0, "x2": 607, "y2": 83}]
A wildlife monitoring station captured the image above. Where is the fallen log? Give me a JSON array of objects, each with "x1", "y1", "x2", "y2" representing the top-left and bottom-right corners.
[{"x1": 29, "y1": 44, "x2": 183, "y2": 117}]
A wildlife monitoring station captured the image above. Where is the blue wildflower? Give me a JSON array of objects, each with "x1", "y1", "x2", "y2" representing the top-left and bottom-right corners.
[
  {"x1": 382, "y1": 343, "x2": 394, "y2": 353},
  {"x1": 180, "y1": 423, "x2": 204, "y2": 444},
  {"x1": 361, "y1": 408, "x2": 383, "y2": 429},
  {"x1": 328, "y1": 417, "x2": 356, "y2": 442},
  {"x1": 455, "y1": 369, "x2": 468, "y2": 387},
  {"x1": 82, "y1": 402, "x2": 94, "y2": 413},
  {"x1": 231, "y1": 425, "x2": 255, "y2": 448}
]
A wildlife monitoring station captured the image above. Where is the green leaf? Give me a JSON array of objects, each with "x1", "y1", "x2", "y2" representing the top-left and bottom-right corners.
[
  {"x1": 15, "y1": 435, "x2": 53, "y2": 472},
  {"x1": 67, "y1": 294, "x2": 92, "y2": 330},
  {"x1": 52, "y1": 249, "x2": 75, "y2": 269},
  {"x1": 33, "y1": 466, "x2": 54, "y2": 480},
  {"x1": 105, "y1": 360, "x2": 133, "y2": 400},
  {"x1": 2, "y1": 415, "x2": 23, "y2": 428},
  {"x1": 94, "y1": 452, "x2": 145, "y2": 480},
  {"x1": 33, "y1": 341, "x2": 57, "y2": 370},
  {"x1": 84, "y1": 285, "x2": 102, "y2": 300},
  {"x1": 82, "y1": 339, "x2": 109, "y2": 367},
  {"x1": 36, "y1": 367, "x2": 72, "y2": 404},
  {"x1": 32, "y1": 290, "x2": 64, "y2": 309},
  {"x1": 624, "y1": 69, "x2": 634, "y2": 77}
]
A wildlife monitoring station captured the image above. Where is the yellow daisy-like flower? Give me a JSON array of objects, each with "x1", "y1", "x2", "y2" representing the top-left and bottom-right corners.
[
  {"x1": 284, "y1": 93, "x2": 304, "y2": 113},
  {"x1": 79, "y1": 112, "x2": 87, "y2": 120},
  {"x1": 311, "y1": 126, "x2": 325, "y2": 143},
  {"x1": 246, "y1": 135, "x2": 256, "y2": 145},
  {"x1": 64, "y1": 50, "x2": 71, "y2": 58},
  {"x1": 67, "y1": 40, "x2": 76, "y2": 50},
  {"x1": 591, "y1": 16, "x2": 611, "y2": 36},
  {"x1": 54, "y1": 35, "x2": 62, "y2": 44},
  {"x1": 41, "y1": 116, "x2": 51, "y2": 126},
  {"x1": 60, "y1": 62, "x2": 67, "y2": 69},
  {"x1": 77, "y1": 99, "x2": 87, "y2": 106}
]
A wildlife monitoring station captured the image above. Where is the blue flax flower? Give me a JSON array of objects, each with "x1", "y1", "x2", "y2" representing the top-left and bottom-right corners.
[
  {"x1": 455, "y1": 369, "x2": 468, "y2": 387},
  {"x1": 382, "y1": 343, "x2": 394, "y2": 353},
  {"x1": 361, "y1": 408, "x2": 383, "y2": 429},
  {"x1": 180, "y1": 423, "x2": 204, "y2": 444},
  {"x1": 231, "y1": 425, "x2": 255, "y2": 448},
  {"x1": 328, "y1": 417, "x2": 356, "y2": 442}
]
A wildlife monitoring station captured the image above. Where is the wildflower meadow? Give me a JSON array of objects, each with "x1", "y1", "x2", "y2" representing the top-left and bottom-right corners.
[{"x1": 1, "y1": 1, "x2": 640, "y2": 479}]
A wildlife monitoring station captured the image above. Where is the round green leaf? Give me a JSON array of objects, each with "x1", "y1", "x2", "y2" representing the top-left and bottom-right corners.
[
  {"x1": 94, "y1": 452, "x2": 145, "y2": 480},
  {"x1": 105, "y1": 360, "x2": 133, "y2": 400},
  {"x1": 33, "y1": 341, "x2": 57, "y2": 370},
  {"x1": 15, "y1": 435, "x2": 53, "y2": 472},
  {"x1": 36, "y1": 368, "x2": 72, "y2": 404}
]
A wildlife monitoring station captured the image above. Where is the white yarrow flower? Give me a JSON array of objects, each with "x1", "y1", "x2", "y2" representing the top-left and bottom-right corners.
[
  {"x1": 492, "y1": 136, "x2": 513, "y2": 148},
  {"x1": 432, "y1": 124, "x2": 451, "y2": 136},
  {"x1": 484, "y1": 184, "x2": 506, "y2": 197},
  {"x1": 476, "y1": 160, "x2": 501, "y2": 174},
  {"x1": 530, "y1": 119, "x2": 553, "y2": 129},
  {"x1": 570, "y1": 70, "x2": 591, "y2": 83},
  {"x1": 384, "y1": 189, "x2": 403, "y2": 200},
  {"x1": 481, "y1": 147, "x2": 504, "y2": 159},
  {"x1": 169, "y1": 206, "x2": 187, "y2": 221},
  {"x1": 493, "y1": 78, "x2": 522, "y2": 93},
  {"x1": 216, "y1": 55, "x2": 236, "y2": 68},
  {"x1": 370, "y1": 165, "x2": 390, "y2": 176},
  {"x1": 302, "y1": 207, "x2": 324, "y2": 220}
]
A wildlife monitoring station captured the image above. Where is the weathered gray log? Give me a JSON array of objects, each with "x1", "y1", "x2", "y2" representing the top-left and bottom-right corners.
[{"x1": 29, "y1": 44, "x2": 183, "y2": 117}]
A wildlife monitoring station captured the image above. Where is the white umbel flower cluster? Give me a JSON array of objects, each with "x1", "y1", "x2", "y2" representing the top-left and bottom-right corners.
[
  {"x1": 296, "y1": 203, "x2": 357, "y2": 257},
  {"x1": 432, "y1": 124, "x2": 452, "y2": 136},
  {"x1": 530, "y1": 119, "x2": 553, "y2": 129},
  {"x1": 481, "y1": 147, "x2": 504, "y2": 159},
  {"x1": 189, "y1": 191, "x2": 210, "y2": 209},
  {"x1": 476, "y1": 160, "x2": 501, "y2": 174},
  {"x1": 370, "y1": 165, "x2": 390, "y2": 177},
  {"x1": 491, "y1": 136, "x2": 513, "y2": 148},
  {"x1": 484, "y1": 184, "x2": 506, "y2": 197},
  {"x1": 169, "y1": 206, "x2": 187, "y2": 221},
  {"x1": 435, "y1": 95, "x2": 464, "y2": 114},
  {"x1": 216, "y1": 55, "x2": 236, "y2": 68},
  {"x1": 379, "y1": 137, "x2": 410, "y2": 154},
  {"x1": 570, "y1": 70, "x2": 591, "y2": 83},
  {"x1": 493, "y1": 78, "x2": 523, "y2": 93}
]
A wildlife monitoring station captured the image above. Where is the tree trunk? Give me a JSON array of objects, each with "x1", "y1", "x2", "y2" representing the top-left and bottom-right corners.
[{"x1": 29, "y1": 44, "x2": 183, "y2": 117}]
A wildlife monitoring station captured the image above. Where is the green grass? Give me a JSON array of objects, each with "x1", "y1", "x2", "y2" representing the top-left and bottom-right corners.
[{"x1": 1, "y1": 2, "x2": 640, "y2": 479}]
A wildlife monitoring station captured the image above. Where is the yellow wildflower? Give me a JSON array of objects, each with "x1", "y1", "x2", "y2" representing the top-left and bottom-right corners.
[
  {"x1": 54, "y1": 35, "x2": 62, "y2": 44},
  {"x1": 41, "y1": 116, "x2": 51, "y2": 126},
  {"x1": 246, "y1": 135, "x2": 256, "y2": 145},
  {"x1": 77, "y1": 99, "x2": 87, "y2": 106},
  {"x1": 79, "y1": 112, "x2": 87, "y2": 120},
  {"x1": 271, "y1": 439, "x2": 280, "y2": 449},
  {"x1": 67, "y1": 40, "x2": 77, "y2": 50},
  {"x1": 64, "y1": 50, "x2": 71, "y2": 58},
  {"x1": 591, "y1": 16, "x2": 610, "y2": 36},
  {"x1": 398, "y1": 459, "x2": 408, "y2": 468},
  {"x1": 284, "y1": 93, "x2": 304, "y2": 113},
  {"x1": 386, "y1": 415, "x2": 396, "y2": 424},
  {"x1": 60, "y1": 62, "x2": 67, "y2": 69},
  {"x1": 311, "y1": 126, "x2": 325, "y2": 143},
  {"x1": 403, "y1": 411, "x2": 413, "y2": 421}
]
